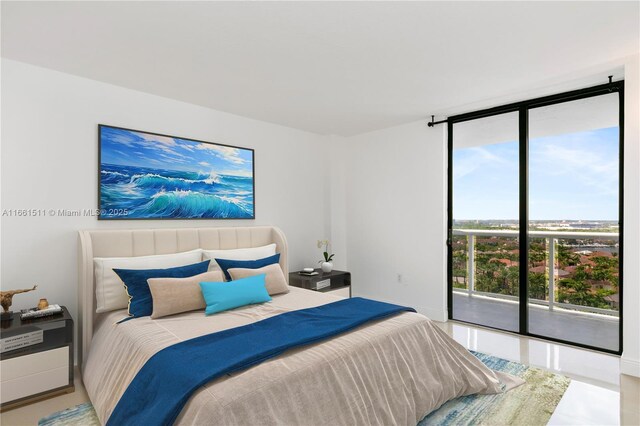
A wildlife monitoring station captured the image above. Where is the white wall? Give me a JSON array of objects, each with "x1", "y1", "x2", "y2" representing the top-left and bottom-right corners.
[
  {"x1": 1, "y1": 59, "x2": 329, "y2": 323},
  {"x1": 326, "y1": 135, "x2": 349, "y2": 271},
  {"x1": 344, "y1": 121, "x2": 448, "y2": 321},
  {"x1": 621, "y1": 55, "x2": 640, "y2": 377}
]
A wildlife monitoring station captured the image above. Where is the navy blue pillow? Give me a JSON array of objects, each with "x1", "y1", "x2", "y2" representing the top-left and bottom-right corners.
[
  {"x1": 215, "y1": 253, "x2": 281, "y2": 281},
  {"x1": 113, "y1": 260, "x2": 210, "y2": 319}
]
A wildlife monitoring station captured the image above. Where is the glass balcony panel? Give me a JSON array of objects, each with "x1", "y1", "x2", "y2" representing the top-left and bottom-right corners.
[
  {"x1": 452, "y1": 229, "x2": 620, "y2": 351},
  {"x1": 451, "y1": 235, "x2": 468, "y2": 291},
  {"x1": 473, "y1": 235, "x2": 519, "y2": 298}
]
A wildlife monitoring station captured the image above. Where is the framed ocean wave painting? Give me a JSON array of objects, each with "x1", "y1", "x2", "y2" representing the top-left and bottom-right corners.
[{"x1": 98, "y1": 125, "x2": 255, "y2": 219}]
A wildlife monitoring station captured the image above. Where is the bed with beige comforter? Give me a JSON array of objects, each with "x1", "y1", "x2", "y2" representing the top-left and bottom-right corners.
[{"x1": 83, "y1": 287, "x2": 522, "y2": 425}]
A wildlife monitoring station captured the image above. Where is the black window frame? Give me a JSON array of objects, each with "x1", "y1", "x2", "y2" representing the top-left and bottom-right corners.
[{"x1": 447, "y1": 80, "x2": 624, "y2": 355}]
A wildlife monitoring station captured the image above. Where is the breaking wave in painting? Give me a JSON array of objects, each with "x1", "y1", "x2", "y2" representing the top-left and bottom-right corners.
[{"x1": 100, "y1": 165, "x2": 253, "y2": 218}]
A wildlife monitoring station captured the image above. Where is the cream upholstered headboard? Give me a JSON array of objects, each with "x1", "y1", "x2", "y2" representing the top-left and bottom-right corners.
[{"x1": 77, "y1": 226, "x2": 288, "y2": 369}]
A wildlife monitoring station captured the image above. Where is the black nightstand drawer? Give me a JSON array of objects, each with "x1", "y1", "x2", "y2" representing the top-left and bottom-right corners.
[
  {"x1": 289, "y1": 269, "x2": 351, "y2": 295},
  {"x1": 1, "y1": 319, "x2": 72, "y2": 360},
  {"x1": 0, "y1": 307, "x2": 74, "y2": 411}
]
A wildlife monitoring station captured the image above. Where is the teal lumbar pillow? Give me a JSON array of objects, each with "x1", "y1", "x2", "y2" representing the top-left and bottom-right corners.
[{"x1": 199, "y1": 274, "x2": 271, "y2": 315}]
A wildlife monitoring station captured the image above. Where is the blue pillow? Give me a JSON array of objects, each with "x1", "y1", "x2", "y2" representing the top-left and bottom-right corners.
[
  {"x1": 215, "y1": 253, "x2": 281, "y2": 281},
  {"x1": 199, "y1": 274, "x2": 271, "y2": 315},
  {"x1": 113, "y1": 260, "x2": 210, "y2": 319}
]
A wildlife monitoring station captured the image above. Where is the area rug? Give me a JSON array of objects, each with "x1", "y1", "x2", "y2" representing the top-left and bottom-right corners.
[
  {"x1": 39, "y1": 351, "x2": 570, "y2": 426},
  {"x1": 38, "y1": 402, "x2": 99, "y2": 426},
  {"x1": 418, "y1": 351, "x2": 571, "y2": 425}
]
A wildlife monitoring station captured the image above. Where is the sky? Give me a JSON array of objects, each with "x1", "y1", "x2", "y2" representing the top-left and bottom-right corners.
[
  {"x1": 100, "y1": 126, "x2": 253, "y2": 177},
  {"x1": 453, "y1": 127, "x2": 619, "y2": 221}
]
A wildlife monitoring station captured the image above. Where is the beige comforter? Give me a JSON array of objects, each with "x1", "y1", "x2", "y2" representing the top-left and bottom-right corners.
[{"x1": 83, "y1": 288, "x2": 522, "y2": 425}]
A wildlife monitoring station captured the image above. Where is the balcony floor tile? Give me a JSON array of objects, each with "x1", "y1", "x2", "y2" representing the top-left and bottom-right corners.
[{"x1": 452, "y1": 293, "x2": 619, "y2": 352}]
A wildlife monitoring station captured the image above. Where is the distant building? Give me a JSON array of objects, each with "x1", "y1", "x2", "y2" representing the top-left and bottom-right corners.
[
  {"x1": 529, "y1": 265, "x2": 569, "y2": 276},
  {"x1": 490, "y1": 258, "x2": 518, "y2": 267},
  {"x1": 604, "y1": 293, "x2": 619, "y2": 309}
]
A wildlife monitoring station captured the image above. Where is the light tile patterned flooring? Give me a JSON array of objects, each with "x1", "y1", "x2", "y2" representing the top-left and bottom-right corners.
[
  {"x1": 0, "y1": 368, "x2": 89, "y2": 426},
  {"x1": 1, "y1": 321, "x2": 638, "y2": 425},
  {"x1": 436, "y1": 321, "x2": 640, "y2": 426}
]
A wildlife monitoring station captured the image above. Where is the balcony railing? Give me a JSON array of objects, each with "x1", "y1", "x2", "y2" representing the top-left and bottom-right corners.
[{"x1": 452, "y1": 229, "x2": 619, "y2": 318}]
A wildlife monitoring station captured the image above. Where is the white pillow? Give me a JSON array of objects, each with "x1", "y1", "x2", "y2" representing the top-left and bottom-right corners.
[
  {"x1": 202, "y1": 244, "x2": 277, "y2": 271},
  {"x1": 93, "y1": 249, "x2": 203, "y2": 313}
]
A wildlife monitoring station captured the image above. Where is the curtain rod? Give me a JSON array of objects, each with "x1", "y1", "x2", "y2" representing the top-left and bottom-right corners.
[
  {"x1": 426, "y1": 75, "x2": 619, "y2": 128},
  {"x1": 427, "y1": 115, "x2": 448, "y2": 127}
]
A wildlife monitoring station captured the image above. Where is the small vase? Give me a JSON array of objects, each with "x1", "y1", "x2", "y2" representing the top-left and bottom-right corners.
[
  {"x1": 321, "y1": 262, "x2": 333, "y2": 273},
  {"x1": 37, "y1": 298, "x2": 49, "y2": 310}
]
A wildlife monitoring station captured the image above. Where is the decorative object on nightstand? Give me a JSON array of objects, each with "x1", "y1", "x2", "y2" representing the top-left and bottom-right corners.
[
  {"x1": 37, "y1": 298, "x2": 49, "y2": 310},
  {"x1": 0, "y1": 305, "x2": 74, "y2": 411},
  {"x1": 300, "y1": 267, "x2": 319, "y2": 276},
  {"x1": 20, "y1": 304, "x2": 64, "y2": 320},
  {"x1": 289, "y1": 269, "x2": 351, "y2": 297},
  {"x1": 317, "y1": 240, "x2": 335, "y2": 273},
  {"x1": 0, "y1": 285, "x2": 38, "y2": 321}
]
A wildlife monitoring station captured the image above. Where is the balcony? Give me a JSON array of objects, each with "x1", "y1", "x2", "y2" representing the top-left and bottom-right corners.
[{"x1": 451, "y1": 229, "x2": 619, "y2": 352}]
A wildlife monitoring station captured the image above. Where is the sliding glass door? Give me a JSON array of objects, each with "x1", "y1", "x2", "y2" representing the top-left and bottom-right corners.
[
  {"x1": 448, "y1": 81, "x2": 623, "y2": 354},
  {"x1": 450, "y1": 112, "x2": 520, "y2": 332},
  {"x1": 527, "y1": 93, "x2": 621, "y2": 352}
]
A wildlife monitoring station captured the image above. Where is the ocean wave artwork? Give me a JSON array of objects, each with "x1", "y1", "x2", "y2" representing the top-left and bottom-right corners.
[{"x1": 99, "y1": 125, "x2": 254, "y2": 219}]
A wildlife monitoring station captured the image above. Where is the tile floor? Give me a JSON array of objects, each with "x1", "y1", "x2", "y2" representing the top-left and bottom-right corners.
[
  {"x1": 1, "y1": 321, "x2": 638, "y2": 425},
  {"x1": 0, "y1": 368, "x2": 89, "y2": 426},
  {"x1": 436, "y1": 321, "x2": 640, "y2": 426}
]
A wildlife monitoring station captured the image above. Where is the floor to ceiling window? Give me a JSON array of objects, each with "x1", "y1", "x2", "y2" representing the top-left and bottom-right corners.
[{"x1": 448, "y1": 80, "x2": 623, "y2": 354}]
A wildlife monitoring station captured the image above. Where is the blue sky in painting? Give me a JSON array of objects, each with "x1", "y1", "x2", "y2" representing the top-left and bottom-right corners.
[
  {"x1": 453, "y1": 127, "x2": 619, "y2": 220},
  {"x1": 100, "y1": 126, "x2": 253, "y2": 177}
]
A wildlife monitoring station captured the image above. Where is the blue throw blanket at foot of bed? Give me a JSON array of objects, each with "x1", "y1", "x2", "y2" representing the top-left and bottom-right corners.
[{"x1": 106, "y1": 297, "x2": 416, "y2": 426}]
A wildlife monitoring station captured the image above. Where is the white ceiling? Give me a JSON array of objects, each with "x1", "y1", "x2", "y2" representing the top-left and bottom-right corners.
[{"x1": 2, "y1": 1, "x2": 638, "y2": 136}]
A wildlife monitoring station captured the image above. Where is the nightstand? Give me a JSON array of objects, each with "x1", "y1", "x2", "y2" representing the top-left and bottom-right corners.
[
  {"x1": 289, "y1": 269, "x2": 351, "y2": 297},
  {"x1": 0, "y1": 306, "x2": 74, "y2": 411}
]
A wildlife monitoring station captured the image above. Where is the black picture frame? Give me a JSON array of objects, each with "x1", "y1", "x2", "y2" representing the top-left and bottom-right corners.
[{"x1": 97, "y1": 124, "x2": 256, "y2": 220}]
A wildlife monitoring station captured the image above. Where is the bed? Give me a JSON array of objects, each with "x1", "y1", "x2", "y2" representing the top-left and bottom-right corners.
[{"x1": 78, "y1": 226, "x2": 519, "y2": 425}]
